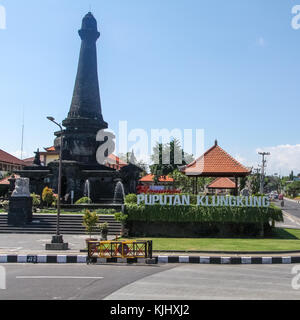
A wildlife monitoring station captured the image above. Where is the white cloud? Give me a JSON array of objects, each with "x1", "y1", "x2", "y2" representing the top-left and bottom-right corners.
[
  {"x1": 256, "y1": 144, "x2": 300, "y2": 176},
  {"x1": 234, "y1": 144, "x2": 300, "y2": 176}
]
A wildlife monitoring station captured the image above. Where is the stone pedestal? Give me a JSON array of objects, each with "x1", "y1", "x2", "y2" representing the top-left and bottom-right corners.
[
  {"x1": 8, "y1": 197, "x2": 33, "y2": 226},
  {"x1": 45, "y1": 235, "x2": 69, "y2": 250}
]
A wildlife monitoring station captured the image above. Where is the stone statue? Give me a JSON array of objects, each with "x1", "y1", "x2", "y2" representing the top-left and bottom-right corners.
[
  {"x1": 11, "y1": 178, "x2": 31, "y2": 197},
  {"x1": 33, "y1": 148, "x2": 41, "y2": 166}
]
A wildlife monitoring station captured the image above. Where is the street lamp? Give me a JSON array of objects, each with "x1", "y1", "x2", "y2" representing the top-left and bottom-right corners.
[{"x1": 45, "y1": 116, "x2": 68, "y2": 250}]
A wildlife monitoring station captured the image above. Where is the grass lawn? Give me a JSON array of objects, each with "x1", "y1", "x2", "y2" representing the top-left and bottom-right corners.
[{"x1": 125, "y1": 229, "x2": 300, "y2": 252}]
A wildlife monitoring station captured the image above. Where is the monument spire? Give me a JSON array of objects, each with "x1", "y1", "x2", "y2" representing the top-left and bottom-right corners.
[
  {"x1": 63, "y1": 12, "x2": 107, "y2": 129},
  {"x1": 54, "y1": 13, "x2": 109, "y2": 164}
]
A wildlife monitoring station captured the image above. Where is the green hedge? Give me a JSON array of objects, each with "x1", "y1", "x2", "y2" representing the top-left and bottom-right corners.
[{"x1": 125, "y1": 204, "x2": 283, "y2": 224}]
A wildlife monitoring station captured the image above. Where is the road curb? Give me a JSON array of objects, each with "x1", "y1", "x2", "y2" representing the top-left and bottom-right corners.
[
  {"x1": 0, "y1": 254, "x2": 88, "y2": 264},
  {"x1": 1, "y1": 254, "x2": 300, "y2": 264},
  {"x1": 157, "y1": 256, "x2": 299, "y2": 264}
]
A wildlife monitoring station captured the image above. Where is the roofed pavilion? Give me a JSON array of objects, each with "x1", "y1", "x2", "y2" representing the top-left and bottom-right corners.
[
  {"x1": 207, "y1": 177, "x2": 236, "y2": 194},
  {"x1": 181, "y1": 140, "x2": 251, "y2": 194}
]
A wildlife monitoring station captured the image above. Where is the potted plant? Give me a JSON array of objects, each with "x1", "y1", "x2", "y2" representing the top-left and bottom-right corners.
[
  {"x1": 82, "y1": 210, "x2": 98, "y2": 247},
  {"x1": 114, "y1": 212, "x2": 128, "y2": 237},
  {"x1": 99, "y1": 222, "x2": 109, "y2": 240}
]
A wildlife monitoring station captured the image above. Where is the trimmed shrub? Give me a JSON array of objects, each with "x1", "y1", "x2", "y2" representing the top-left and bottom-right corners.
[
  {"x1": 42, "y1": 187, "x2": 55, "y2": 207},
  {"x1": 75, "y1": 197, "x2": 91, "y2": 205},
  {"x1": 125, "y1": 194, "x2": 137, "y2": 204},
  {"x1": 115, "y1": 212, "x2": 128, "y2": 223}
]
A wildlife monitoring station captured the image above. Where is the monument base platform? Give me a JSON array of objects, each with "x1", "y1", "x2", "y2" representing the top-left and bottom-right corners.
[
  {"x1": 45, "y1": 243, "x2": 69, "y2": 250},
  {"x1": 8, "y1": 196, "x2": 32, "y2": 226}
]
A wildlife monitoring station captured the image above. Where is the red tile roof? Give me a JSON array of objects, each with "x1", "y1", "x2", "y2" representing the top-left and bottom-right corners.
[
  {"x1": 0, "y1": 174, "x2": 20, "y2": 185},
  {"x1": 23, "y1": 157, "x2": 34, "y2": 165},
  {"x1": 0, "y1": 150, "x2": 25, "y2": 166},
  {"x1": 104, "y1": 154, "x2": 127, "y2": 170},
  {"x1": 207, "y1": 177, "x2": 236, "y2": 189},
  {"x1": 139, "y1": 174, "x2": 174, "y2": 183},
  {"x1": 44, "y1": 146, "x2": 56, "y2": 152},
  {"x1": 182, "y1": 142, "x2": 250, "y2": 177},
  {"x1": 107, "y1": 154, "x2": 127, "y2": 166}
]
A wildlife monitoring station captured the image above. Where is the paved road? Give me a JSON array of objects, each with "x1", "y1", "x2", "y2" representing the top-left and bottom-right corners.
[
  {"x1": 274, "y1": 199, "x2": 300, "y2": 229},
  {"x1": 0, "y1": 264, "x2": 172, "y2": 300},
  {"x1": 105, "y1": 264, "x2": 300, "y2": 300},
  {"x1": 0, "y1": 263, "x2": 300, "y2": 300},
  {"x1": 275, "y1": 199, "x2": 300, "y2": 219}
]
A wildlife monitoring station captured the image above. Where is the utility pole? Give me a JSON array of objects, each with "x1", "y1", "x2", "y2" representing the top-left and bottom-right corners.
[
  {"x1": 20, "y1": 108, "x2": 24, "y2": 160},
  {"x1": 258, "y1": 152, "x2": 270, "y2": 194}
]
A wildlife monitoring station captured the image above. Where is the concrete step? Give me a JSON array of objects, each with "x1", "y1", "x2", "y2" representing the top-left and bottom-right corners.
[{"x1": 0, "y1": 214, "x2": 122, "y2": 235}]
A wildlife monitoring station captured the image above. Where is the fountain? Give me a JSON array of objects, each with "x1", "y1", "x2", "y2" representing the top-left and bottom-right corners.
[
  {"x1": 84, "y1": 179, "x2": 91, "y2": 204},
  {"x1": 113, "y1": 181, "x2": 125, "y2": 204}
]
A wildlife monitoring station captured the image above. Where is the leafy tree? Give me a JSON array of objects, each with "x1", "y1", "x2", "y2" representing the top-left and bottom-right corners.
[
  {"x1": 82, "y1": 210, "x2": 99, "y2": 239},
  {"x1": 170, "y1": 169, "x2": 212, "y2": 193},
  {"x1": 280, "y1": 176, "x2": 290, "y2": 187},
  {"x1": 248, "y1": 174, "x2": 260, "y2": 194},
  {"x1": 264, "y1": 176, "x2": 280, "y2": 193},
  {"x1": 286, "y1": 181, "x2": 300, "y2": 198},
  {"x1": 290, "y1": 170, "x2": 294, "y2": 181},
  {"x1": 150, "y1": 139, "x2": 194, "y2": 182}
]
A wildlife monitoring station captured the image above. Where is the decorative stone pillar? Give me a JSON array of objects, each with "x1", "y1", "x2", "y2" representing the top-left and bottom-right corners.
[{"x1": 8, "y1": 178, "x2": 32, "y2": 226}]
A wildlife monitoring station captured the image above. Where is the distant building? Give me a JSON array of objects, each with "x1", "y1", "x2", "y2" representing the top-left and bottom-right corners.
[
  {"x1": 23, "y1": 146, "x2": 59, "y2": 166},
  {"x1": 0, "y1": 174, "x2": 20, "y2": 197},
  {"x1": 138, "y1": 174, "x2": 174, "y2": 190},
  {"x1": 104, "y1": 154, "x2": 128, "y2": 171},
  {"x1": 24, "y1": 146, "x2": 128, "y2": 171},
  {"x1": 0, "y1": 149, "x2": 25, "y2": 176},
  {"x1": 181, "y1": 140, "x2": 251, "y2": 195}
]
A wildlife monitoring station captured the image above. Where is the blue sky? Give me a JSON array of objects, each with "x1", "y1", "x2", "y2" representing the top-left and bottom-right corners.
[{"x1": 0, "y1": 0, "x2": 299, "y2": 175}]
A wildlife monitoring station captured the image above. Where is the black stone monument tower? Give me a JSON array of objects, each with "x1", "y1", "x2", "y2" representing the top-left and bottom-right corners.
[
  {"x1": 49, "y1": 12, "x2": 117, "y2": 202},
  {"x1": 56, "y1": 12, "x2": 108, "y2": 164},
  {"x1": 18, "y1": 13, "x2": 141, "y2": 204}
]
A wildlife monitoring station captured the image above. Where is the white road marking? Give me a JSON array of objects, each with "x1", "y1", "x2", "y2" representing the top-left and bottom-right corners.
[
  {"x1": 283, "y1": 212, "x2": 300, "y2": 225},
  {"x1": 16, "y1": 276, "x2": 103, "y2": 279}
]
